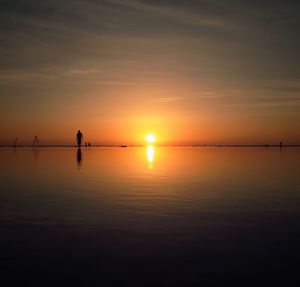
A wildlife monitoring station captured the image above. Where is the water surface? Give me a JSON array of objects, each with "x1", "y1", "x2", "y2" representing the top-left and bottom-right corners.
[{"x1": 1, "y1": 147, "x2": 299, "y2": 285}]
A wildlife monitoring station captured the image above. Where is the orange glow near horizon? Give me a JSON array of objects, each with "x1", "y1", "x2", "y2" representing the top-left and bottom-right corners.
[{"x1": 1, "y1": 86, "x2": 300, "y2": 146}]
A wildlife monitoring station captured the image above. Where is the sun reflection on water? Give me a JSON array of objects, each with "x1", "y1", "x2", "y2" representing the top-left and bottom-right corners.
[{"x1": 146, "y1": 145, "x2": 155, "y2": 169}]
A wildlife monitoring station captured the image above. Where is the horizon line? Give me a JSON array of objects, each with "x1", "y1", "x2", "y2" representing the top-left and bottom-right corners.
[{"x1": 1, "y1": 144, "x2": 300, "y2": 148}]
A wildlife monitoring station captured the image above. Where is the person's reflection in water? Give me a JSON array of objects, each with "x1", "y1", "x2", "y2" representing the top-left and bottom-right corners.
[
  {"x1": 32, "y1": 147, "x2": 39, "y2": 160},
  {"x1": 76, "y1": 147, "x2": 83, "y2": 168}
]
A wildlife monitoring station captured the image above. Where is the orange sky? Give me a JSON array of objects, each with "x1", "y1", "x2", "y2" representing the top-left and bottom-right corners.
[{"x1": 1, "y1": 1, "x2": 300, "y2": 145}]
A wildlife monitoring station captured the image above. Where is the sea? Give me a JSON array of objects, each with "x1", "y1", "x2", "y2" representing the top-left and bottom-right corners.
[{"x1": 1, "y1": 147, "x2": 299, "y2": 286}]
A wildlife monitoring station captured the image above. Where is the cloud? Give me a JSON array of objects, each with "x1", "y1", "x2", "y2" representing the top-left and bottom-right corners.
[
  {"x1": 265, "y1": 79, "x2": 300, "y2": 90},
  {"x1": 153, "y1": 96, "x2": 184, "y2": 103},
  {"x1": 107, "y1": 0, "x2": 228, "y2": 30},
  {"x1": 66, "y1": 68, "x2": 99, "y2": 76}
]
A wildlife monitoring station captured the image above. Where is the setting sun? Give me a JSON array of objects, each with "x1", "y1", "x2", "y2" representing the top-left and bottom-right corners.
[{"x1": 146, "y1": 133, "x2": 155, "y2": 144}]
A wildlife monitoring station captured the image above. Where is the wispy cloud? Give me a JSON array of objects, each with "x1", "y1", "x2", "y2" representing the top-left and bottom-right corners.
[
  {"x1": 107, "y1": 0, "x2": 228, "y2": 30},
  {"x1": 265, "y1": 79, "x2": 300, "y2": 90},
  {"x1": 153, "y1": 96, "x2": 184, "y2": 103},
  {"x1": 65, "y1": 68, "x2": 99, "y2": 76}
]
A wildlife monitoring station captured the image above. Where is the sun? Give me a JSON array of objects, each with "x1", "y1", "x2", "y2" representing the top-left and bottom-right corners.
[{"x1": 146, "y1": 133, "x2": 155, "y2": 144}]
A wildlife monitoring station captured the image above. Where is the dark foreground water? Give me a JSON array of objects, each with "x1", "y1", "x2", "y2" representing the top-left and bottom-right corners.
[{"x1": 1, "y1": 147, "x2": 300, "y2": 286}]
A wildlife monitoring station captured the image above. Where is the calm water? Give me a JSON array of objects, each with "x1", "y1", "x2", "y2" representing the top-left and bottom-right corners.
[{"x1": 1, "y1": 147, "x2": 300, "y2": 285}]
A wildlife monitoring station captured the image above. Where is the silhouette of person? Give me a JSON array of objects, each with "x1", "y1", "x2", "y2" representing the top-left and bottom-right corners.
[
  {"x1": 76, "y1": 130, "x2": 83, "y2": 147},
  {"x1": 33, "y1": 136, "x2": 38, "y2": 147},
  {"x1": 77, "y1": 148, "x2": 82, "y2": 166}
]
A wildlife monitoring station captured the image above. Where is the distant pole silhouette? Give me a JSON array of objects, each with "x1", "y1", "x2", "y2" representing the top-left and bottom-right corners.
[
  {"x1": 280, "y1": 142, "x2": 283, "y2": 149},
  {"x1": 76, "y1": 130, "x2": 83, "y2": 147},
  {"x1": 14, "y1": 138, "x2": 18, "y2": 147}
]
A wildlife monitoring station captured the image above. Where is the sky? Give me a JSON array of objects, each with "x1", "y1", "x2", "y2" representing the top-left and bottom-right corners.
[{"x1": 0, "y1": 0, "x2": 300, "y2": 145}]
